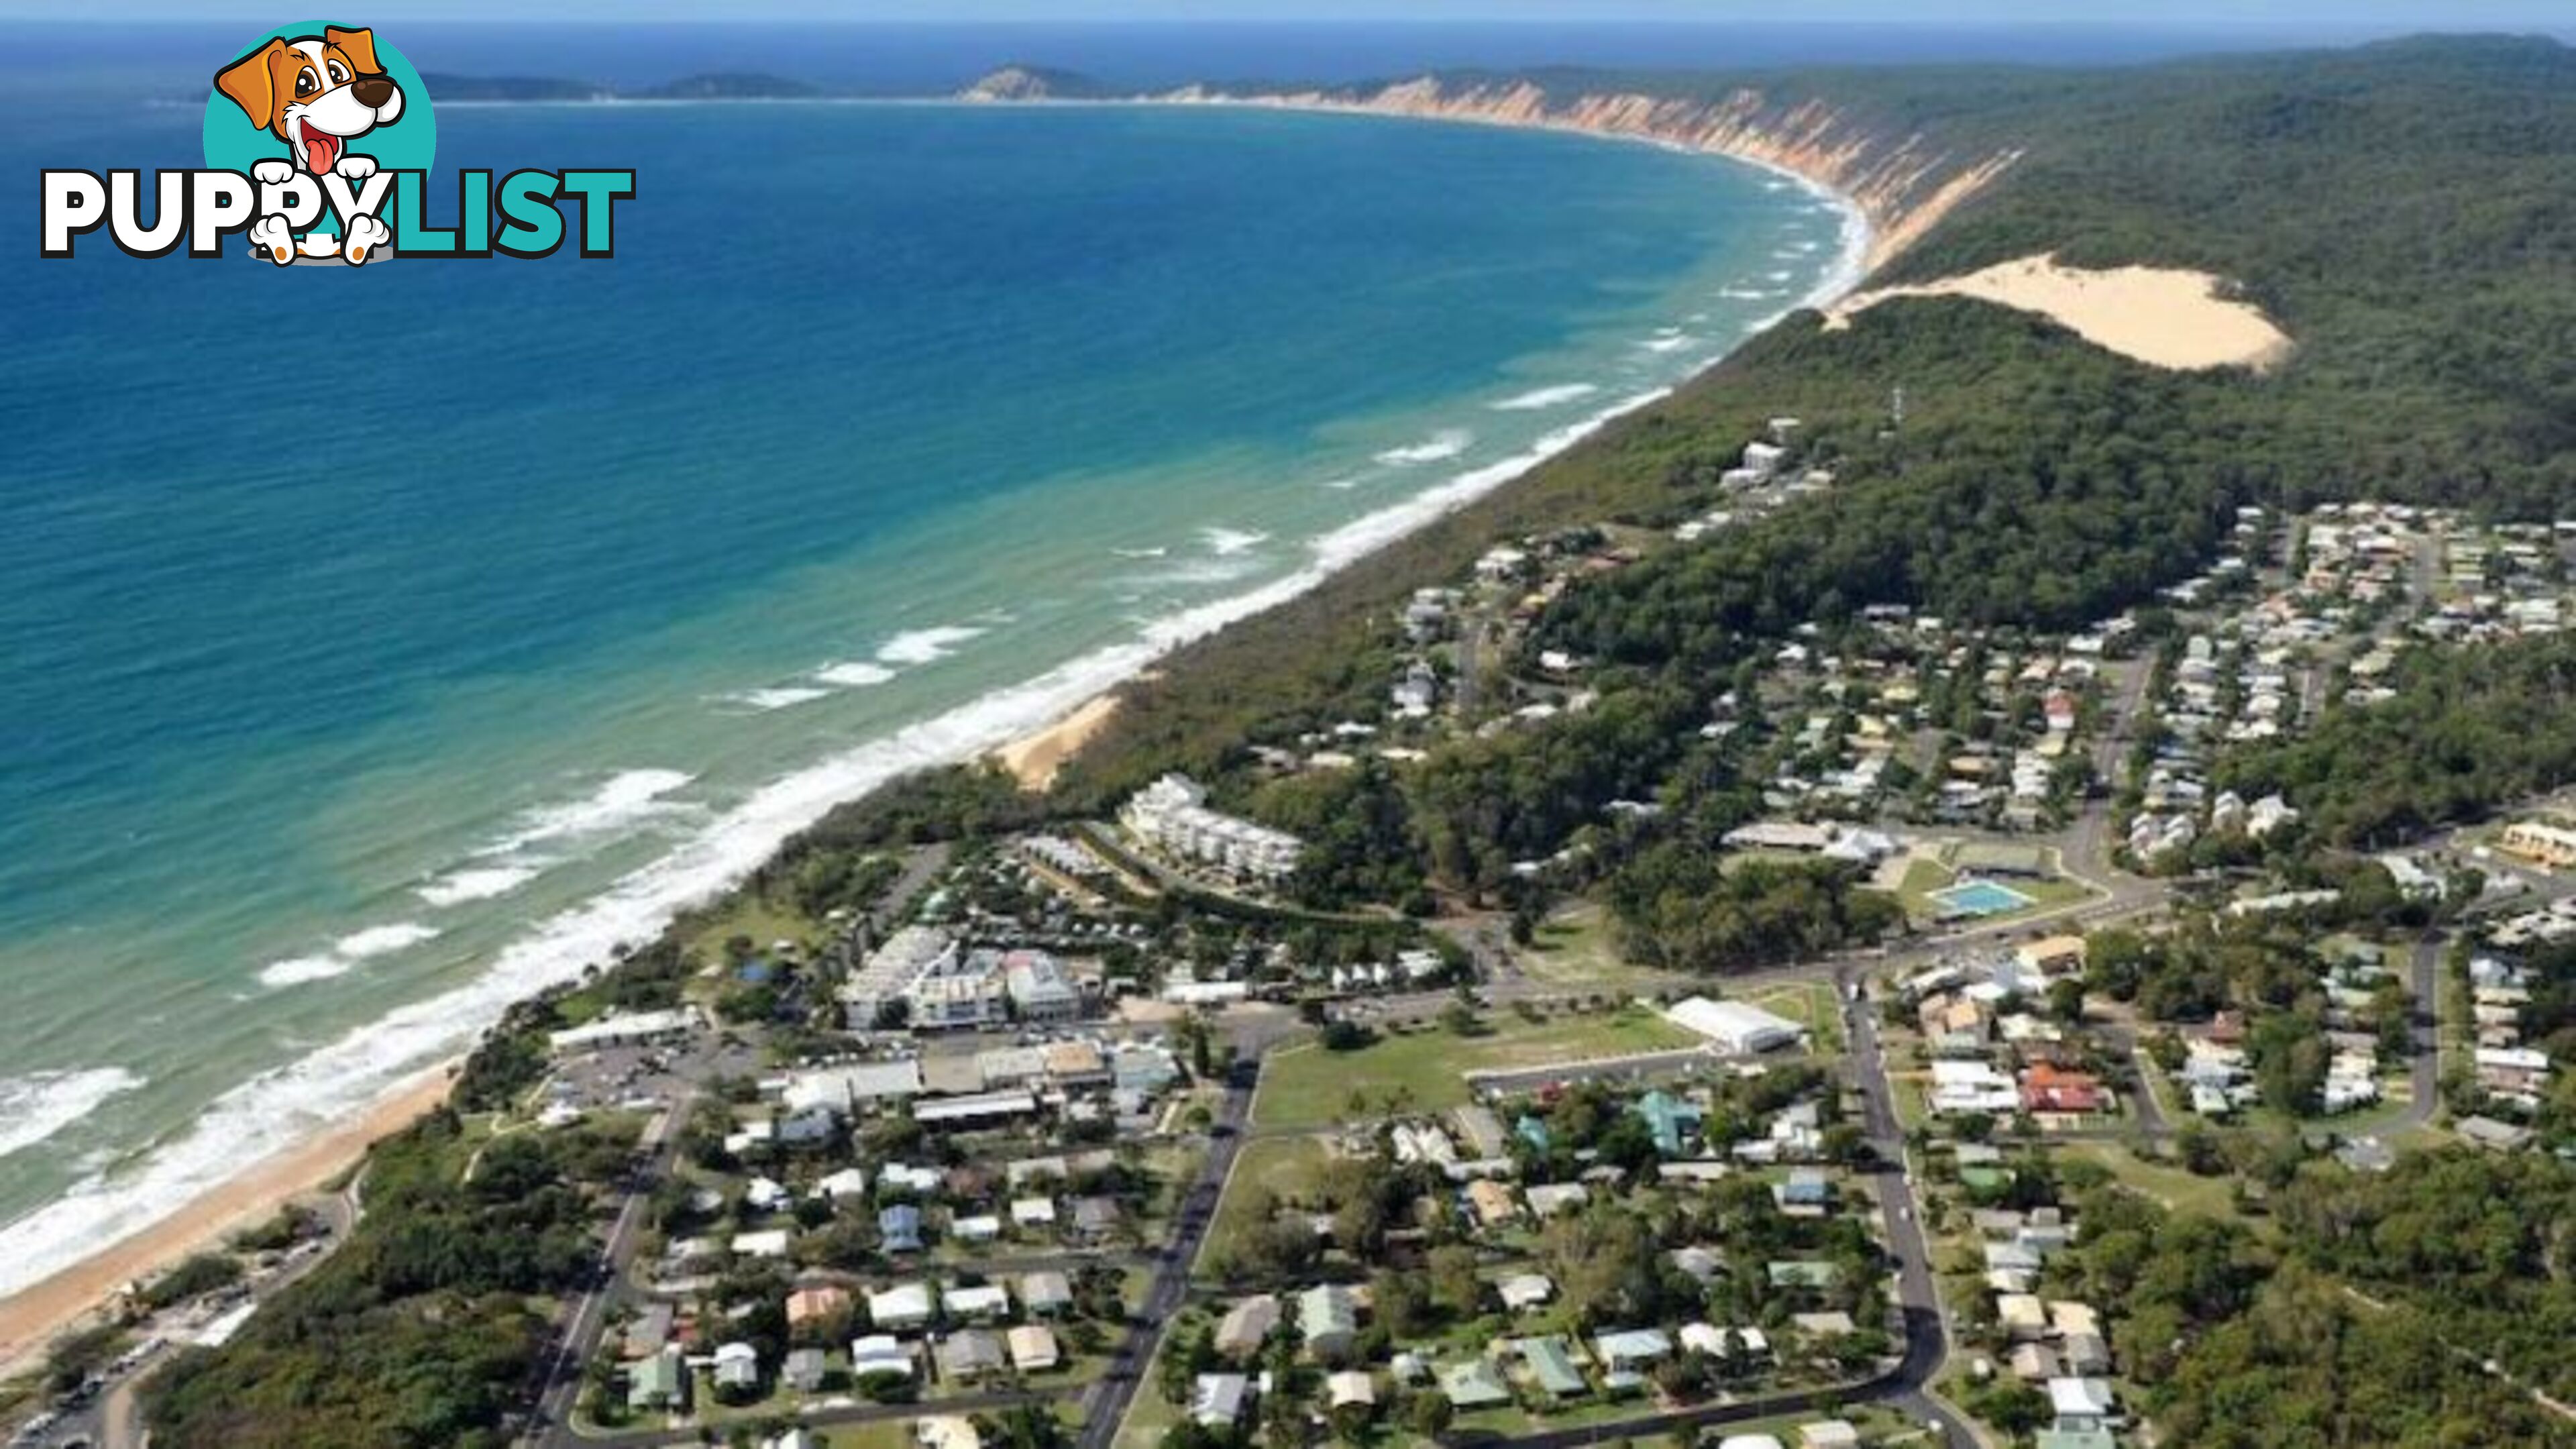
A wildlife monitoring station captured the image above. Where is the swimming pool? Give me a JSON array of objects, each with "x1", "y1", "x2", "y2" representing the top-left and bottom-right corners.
[{"x1": 1932, "y1": 878, "x2": 2036, "y2": 917}]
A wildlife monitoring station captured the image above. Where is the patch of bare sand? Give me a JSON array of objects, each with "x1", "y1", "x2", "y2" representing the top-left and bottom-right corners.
[
  {"x1": 991, "y1": 694, "x2": 1121, "y2": 791},
  {"x1": 1830, "y1": 252, "x2": 2292, "y2": 372}
]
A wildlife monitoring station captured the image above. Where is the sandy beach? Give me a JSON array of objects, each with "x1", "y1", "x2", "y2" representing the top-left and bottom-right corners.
[
  {"x1": 0, "y1": 1065, "x2": 453, "y2": 1378},
  {"x1": 1829, "y1": 252, "x2": 2292, "y2": 371},
  {"x1": 991, "y1": 693, "x2": 1124, "y2": 791}
]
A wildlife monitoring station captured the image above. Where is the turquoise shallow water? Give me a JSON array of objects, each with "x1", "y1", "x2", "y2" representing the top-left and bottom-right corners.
[{"x1": 0, "y1": 89, "x2": 1849, "y2": 1289}]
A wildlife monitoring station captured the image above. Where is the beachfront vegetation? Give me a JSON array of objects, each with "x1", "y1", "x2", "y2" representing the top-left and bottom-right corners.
[{"x1": 144, "y1": 1111, "x2": 637, "y2": 1448}]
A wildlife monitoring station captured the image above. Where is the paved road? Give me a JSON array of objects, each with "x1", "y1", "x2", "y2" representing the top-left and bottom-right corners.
[
  {"x1": 2400, "y1": 932, "x2": 2445, "y2": 1131},
  {"x1": 1839, "y1": 969, "x2": 1984, "y2": 1449},
  {"x1": 531, "y1": 1092, "x2": 695, "y2": 1448},
  {"x1": 1075, "y1": 1061, "x2": 1256, "y2": 1449}
]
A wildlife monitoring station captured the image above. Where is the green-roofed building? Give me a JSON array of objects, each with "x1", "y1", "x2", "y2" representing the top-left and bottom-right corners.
[
  {"x1": 1517, "y1": 1335, "x2": 1587, "y2": 1398},
  {"x1": 1440, "y1": 1358, "x2": 1511, "y2": 1409},
  {"x1": 1634, "y1": 1089, "x2": 1703, "y2": 1156},
  {"x1": 627, "y1": 1346, "x2": 688, "y2": 1412}
]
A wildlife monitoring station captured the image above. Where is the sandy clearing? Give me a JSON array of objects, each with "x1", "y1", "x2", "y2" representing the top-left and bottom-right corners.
[{"x1": 1829, "y1": 252, "x2": 2292, "y2": 372}]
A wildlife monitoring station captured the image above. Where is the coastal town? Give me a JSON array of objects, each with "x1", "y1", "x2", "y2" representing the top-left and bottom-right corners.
[
  {"x1": 25, "y1": 396, "x2": 2576, "y2": 1449},
  {"x1": 11, "y1": 21, "x2": 2576, "y2": 1449}
]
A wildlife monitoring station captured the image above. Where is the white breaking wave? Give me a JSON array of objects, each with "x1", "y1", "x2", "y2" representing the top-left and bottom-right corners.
[
  {"x1": 730, "y1": 685, "x2": 833, "y2": 712},
  {"x1": 256, "y1": 922, "x2": 443, "y2": 990},
  {"x1": 1490, "y1": 383, "x2": 1599, "y2": 411},
  {"x1": 416, "y1": 863, "x2": 544, "y2": 908},
  {"x1": 1718, "y1": 286, "x2": 1768, "y2": 299},
  {"x1": 814, "y1": 661, "x2": 897, "y2": 688},
  {"x1": 336, "y1": 923, "x2": 441, "y2": 959},
  {"x1": 1318, "y1": 476, "x2": 1364, "y2": 490},
  {"x1": 1200, "y1": 527, "x2": 1269, "y2": 557},
  {"x1": 484, "y1": 768, "x2": 696, "y2": 855},
  {"x1": 1766, "y1": 269, "x2": 1794, "y2": 283},
  {"x1": 1111, "y1": 546, "x2": 1169, "y2": 559},
  {"x1": 1373, "y1": 429, "x2": 1471, "y2": 466},
  {"x1": 0, "y1": 1068, "x2": 144, "y2": 1161},
  {"x1": 874, "y1": 625, "x2": 984, "y2": 666},
  {"x1": 1638, "y1": 332, "x2": 1699, "y2": 354},
  {"x1": 255, "y1": 955, "x2": 351, "y2": 989}
]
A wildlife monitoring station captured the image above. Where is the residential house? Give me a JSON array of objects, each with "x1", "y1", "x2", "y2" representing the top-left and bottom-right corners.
[
  {"x1": 849, "y1": 1334, "x2": 914, "y2": 1382},
  {"x1": 712, "y1": 1342, "x2": 760, "y2": 1395},
  {"x1": 937, "y1": 1330, "x2": 1006, "y2": 1383},
  {"x1": 1008, "y1": 1324, "x2": 1061, "y2": 1373},
  {"x1": 868, "y1": 1283, "x2": 934, "y2": 1332},
  {"x1": 1439, "y1": 1359, "x2": 1512, "y2": 1409},
  {"x1": 1325, "y1": 1370, "x2": 1377, "y2": 1411},
  {"x1": 1524, "y1": 1182, "x2": 1590, "y2": 1218},
  {"x1": 1515, "y1": 1336, "x2": 1589, "y2": 1399},
  {"x1": 879, "y1": 1203, "x2": 925, "y2": 1254},
  {"x1": 783, "y1": 1347, "x2": 829, "y2": 1393},
  {"x1": 946, "y1": 1284, "x2": 1009, "y2": 1321},
  {"x1": 1299, "y1": 1283, "x2": 1360, "y2": 1361},
  {"x1": 1595, "y1": 1328, "x2": 1674, "y2": 1384},
  {"x1": 1464, "y1": 1179, "x2": 1519, "y2": 1229},
  {"x1": 786, "y1": 1285, "x2": 851, "y2": 1333},
  {"x1": 1498, "y1": 1273, "x2": 1554, "y2": 1313},
  {"x1": 1069, "y1": 1196, "x2": 1124, "y2": 1242},
  {"x1": 1192, "y1": 1373, "x2": 1252, "y2": 1428},
  {"x1": 1635, "y1": 1089, "x2": 1703, "y2": 1156},
  {"x1": 1018, "y1": 1271, "x2": 1075, "y2": 1316},
  {"x1": 1214, "y1": 1294, "x2": 1279, "y2": 1358},
  {"x1": 628, "y1": 1346, "x2": 689, "y2": 1413}
]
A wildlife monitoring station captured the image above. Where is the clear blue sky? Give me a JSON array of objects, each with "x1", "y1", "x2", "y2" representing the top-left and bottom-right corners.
[{"x1": 13, "y1": 0, "x2": 2571, "y2": 25}]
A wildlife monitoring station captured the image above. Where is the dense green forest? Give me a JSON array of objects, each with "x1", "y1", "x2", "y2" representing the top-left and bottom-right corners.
[
  {"x1": 2065, "y1": 1177, "x2": 2576, "y2": 1448},
  {"x1": 2222, "y1": 632, "x2": 2576, "y2": 848}
]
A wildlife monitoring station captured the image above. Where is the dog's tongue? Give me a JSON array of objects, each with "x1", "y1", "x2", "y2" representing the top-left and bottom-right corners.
[{"x1": 303, "y1": 130, "x2": 340, "y2": 174}]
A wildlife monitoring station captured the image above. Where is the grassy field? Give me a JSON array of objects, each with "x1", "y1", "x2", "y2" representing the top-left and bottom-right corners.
[
  {"x1": 684, "y1": 894, "x2": 824, "y2": 971},
  {"x1": 1519, "y1": 903, "x2": 1670, "y2": 990},
  {"x1": 1197, "y1": 1135, "x2": 1334, "y2": 1275},
  {"x1": 1254, "y1": 1010, "x2": 1699, "y2": 1129},
  {"x1": 2056, "y1": 1140, "x2": 2242, "y2": 1221},
  {"x1": 1743, "y1": 980, "x2": 1846, "y2": 1054}
]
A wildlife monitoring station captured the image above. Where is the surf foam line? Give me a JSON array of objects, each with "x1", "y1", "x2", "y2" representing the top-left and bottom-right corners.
[
  {"x1": 0, "y1": 383, "x2": 1680, "y2": 1304},
  {"x1": 0, "y1": 1069, "x2": 144, "y2": 1162}
]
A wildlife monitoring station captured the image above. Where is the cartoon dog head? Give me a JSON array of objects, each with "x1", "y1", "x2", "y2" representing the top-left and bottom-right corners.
[{"x1": 215, "y1": 27, "x2": 405, "y2": 174}]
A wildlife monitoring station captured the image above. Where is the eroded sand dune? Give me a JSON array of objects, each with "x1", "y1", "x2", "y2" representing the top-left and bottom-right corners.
[{"x1": 1830, "y1": 253, "x2": 2292, "y2": 372}]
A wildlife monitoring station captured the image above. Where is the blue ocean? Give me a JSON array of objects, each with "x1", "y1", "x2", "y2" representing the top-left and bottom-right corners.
[{"x1": 0, "y1": 23, "x2": 1864, "y2": 1296}]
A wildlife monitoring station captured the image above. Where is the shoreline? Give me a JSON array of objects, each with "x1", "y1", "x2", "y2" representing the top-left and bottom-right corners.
[
  {"x1": 991, "y1": 694, "x2": 1126, "y2": 792},
  {"x1": 0, "y1": 93, "x2": 1876, "y2": 1371},
  {"x1": 0, "y1": 1064, "x2": 452, "y2": 1379}
]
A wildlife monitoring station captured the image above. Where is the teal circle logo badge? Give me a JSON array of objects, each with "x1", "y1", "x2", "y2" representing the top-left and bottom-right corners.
[{"x1": 205, "y1": 23, "x2": 434, "y2": 264}]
